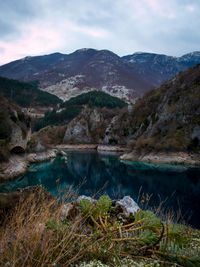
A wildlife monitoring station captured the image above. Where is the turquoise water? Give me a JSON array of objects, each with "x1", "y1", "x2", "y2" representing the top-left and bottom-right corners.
[{"x1": 0, "y1": 151, "x2": 200, "y2": 228}]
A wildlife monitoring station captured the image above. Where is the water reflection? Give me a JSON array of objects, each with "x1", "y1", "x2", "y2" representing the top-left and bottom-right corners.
[{"x1": 0, "y1": 152, "x2": 200, "y2": 228}]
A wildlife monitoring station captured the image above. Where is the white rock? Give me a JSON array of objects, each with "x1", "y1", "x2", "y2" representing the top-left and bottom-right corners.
[
  {"x1": 76, "y1": 195, "x2": 97, "y2": 204},
  {"x1": 116, "y1": 196, "x2": 139, "y2": 217}
]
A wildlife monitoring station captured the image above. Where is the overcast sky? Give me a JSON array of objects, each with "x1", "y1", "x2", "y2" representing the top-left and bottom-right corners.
[{"x1": 0, "y1": 0, "x2": 199, "y2": 65}]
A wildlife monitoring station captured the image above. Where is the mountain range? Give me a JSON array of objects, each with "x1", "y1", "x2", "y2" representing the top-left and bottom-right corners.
[{"x1": 0, "y1": 49, "x2": 200, "y2": 102}]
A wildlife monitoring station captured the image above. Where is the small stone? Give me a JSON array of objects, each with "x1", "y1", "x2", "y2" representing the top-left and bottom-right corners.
[{"x1": 116, "y1": 196, "x2": 139, "y2": 217}]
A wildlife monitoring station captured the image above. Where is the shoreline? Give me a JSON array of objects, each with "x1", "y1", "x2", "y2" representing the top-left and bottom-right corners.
[
  {"x1": 120, "y1": 150, "x2": 200, "y2": 166},
  {"x1": 1, "y1": 145, "x2": 200, "y2": 182},
  {"x1": 0, "y1": 149, "x2": 58, "y2": 182}
]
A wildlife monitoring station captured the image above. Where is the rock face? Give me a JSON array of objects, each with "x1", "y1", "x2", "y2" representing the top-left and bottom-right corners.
[
  {"x1": 0, "y1": 95, "x2": 30, "y2": 162},
  {"x1": 63, "y1": 108, "x2": 113, "y2": 144}
]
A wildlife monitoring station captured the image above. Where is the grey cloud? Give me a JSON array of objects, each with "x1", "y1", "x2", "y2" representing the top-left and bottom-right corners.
[
  {"x1": 0, "y1": 0, "x2": 43, "y2": 39},
  {"x1": 0, "y1": 0, "x2": 200, "y2": 63}
]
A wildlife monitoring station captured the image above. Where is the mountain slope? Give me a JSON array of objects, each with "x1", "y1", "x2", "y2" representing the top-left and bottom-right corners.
[
  {"x1": 123, "y1": 51, "x2": 200, "y2": 87},
  {"x1": 0, "y1": 49, "x2": 155, "y2": 102},
  {"x1": 0, "y1": 76, "x2": 62, "y2": 107},
  {"x1": 0, "y1": 49, "x2": 200, "y2": 103},
  {"x1": 104, "y1": 64, "x2": 200, "y2": 151}
]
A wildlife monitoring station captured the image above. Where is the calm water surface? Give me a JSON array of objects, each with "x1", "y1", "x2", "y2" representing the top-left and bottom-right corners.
[{"x1": 0, "y1": 151, "x2": 200, "y2": 228}]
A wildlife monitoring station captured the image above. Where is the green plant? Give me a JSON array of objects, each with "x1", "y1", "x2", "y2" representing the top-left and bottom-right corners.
[
  {"x1": 95, "y1": 195, "x2": 112, "y2": 217},
  {"x1": 79, "y1": 199, "x2": 93, "y2": 215}
]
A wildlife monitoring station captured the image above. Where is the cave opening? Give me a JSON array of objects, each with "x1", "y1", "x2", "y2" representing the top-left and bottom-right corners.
[{"x1": 10, "y1": 146, "x2": 25, "y2": 154}]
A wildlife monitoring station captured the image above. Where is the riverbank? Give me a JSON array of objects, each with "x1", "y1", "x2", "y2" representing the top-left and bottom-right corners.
[
  {"x1": 120, "y1": 150, "x2": 200, "y2": 166},
  {"x1": 56, "y1": 144, "x2": 130, "y2": 152},
  {"x1": 0, "y1": 149, "x2": 58, "y2": 182}
]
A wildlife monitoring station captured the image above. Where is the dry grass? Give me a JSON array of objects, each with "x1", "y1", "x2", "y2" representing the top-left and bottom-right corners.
[{"x1": 0, "y1": 187, "x2": 200, "y2": 267}]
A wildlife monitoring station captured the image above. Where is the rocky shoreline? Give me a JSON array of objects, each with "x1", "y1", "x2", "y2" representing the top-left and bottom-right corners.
[
  {"x1": 120, "y1": 150, "x2": 200, "y2": 166},
  {"x1": 0, "y1": 149, "x2": 58, "y2": 182}
]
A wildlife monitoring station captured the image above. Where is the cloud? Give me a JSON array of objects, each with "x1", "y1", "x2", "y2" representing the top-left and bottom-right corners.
[{"x1": 0, "y1": 0, "x2": 200, "y2": 64}]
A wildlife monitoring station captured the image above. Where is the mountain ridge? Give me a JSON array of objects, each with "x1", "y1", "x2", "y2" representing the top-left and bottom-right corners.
[{"x1": 0, "y1": 49, "x2": 200, "y2": 103}]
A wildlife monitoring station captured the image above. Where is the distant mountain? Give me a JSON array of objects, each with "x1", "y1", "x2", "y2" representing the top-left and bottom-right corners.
[
  {"x1": 0, "y1": 49, "x2": 200, "y2": 103},
  {"x1": 123, "y1": 51, "x2": 200, "y2": 86},
  {"x1": 0, "y1": 76, "x2": 62, "y2": 108}
]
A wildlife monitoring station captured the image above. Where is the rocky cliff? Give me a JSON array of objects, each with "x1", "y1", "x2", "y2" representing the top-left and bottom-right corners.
[{"x1": 63, "y1": 108, "x2": 115, "y2": 144}]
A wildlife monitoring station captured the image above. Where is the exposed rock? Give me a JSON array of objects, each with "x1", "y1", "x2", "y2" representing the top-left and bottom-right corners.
[
  {"x1": 97, "y1": 145, "x2": 130, "y2": 152},
  {"x1": 27, "y1": 149, "x2": 58, "y2": 163},
  {"x1": 0, "y1": 95, "x2": 30, "y2": 162},
  {"x1": 63, "y1": 108, "x2": 112, "y2": 144},
  {"x1": 116, "y1": 196, "x2": 139, "y2": 217},
  {"x1": 76, "y1": 195, "x2": 97, "y2": 204}
]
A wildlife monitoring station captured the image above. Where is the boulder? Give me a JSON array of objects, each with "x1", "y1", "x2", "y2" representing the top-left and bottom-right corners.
[{"x1": 116, "y1": 196, "x2": 139, "y2": 217}]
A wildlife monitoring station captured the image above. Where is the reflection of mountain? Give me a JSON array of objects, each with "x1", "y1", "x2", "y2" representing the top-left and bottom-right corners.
[{"x1": 0, "y1": 152, "x2": 200, "y2": 227}]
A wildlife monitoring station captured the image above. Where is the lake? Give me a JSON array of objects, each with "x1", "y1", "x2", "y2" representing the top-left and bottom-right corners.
[{"x1": 0, "y1": 151, "x2": 200, "y2": 228}]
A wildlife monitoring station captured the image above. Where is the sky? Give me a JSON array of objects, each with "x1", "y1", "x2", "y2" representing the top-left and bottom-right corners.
[{"x1": 0, "y1": 0, "x2": 200, "y2": 65}]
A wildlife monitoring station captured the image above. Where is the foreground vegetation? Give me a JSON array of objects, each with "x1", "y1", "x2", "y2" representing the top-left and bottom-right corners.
[{"x1": 0, "y1": 186, "x2": 199, "y2": 267}]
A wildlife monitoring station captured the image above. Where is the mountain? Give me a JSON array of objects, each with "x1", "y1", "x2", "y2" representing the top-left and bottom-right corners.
[
  {"x1": 0, "y1": 49, "x2": 200, "y2": 103},
  {"x1": 123, "y1": 51, "x2": 200, "y2": 86},
  {"x1": 59, "y1": 64, "x2": 200, "y2": 153},
  {"x1": 0, "y1": 76, "x2": 62, "y2": 107}
]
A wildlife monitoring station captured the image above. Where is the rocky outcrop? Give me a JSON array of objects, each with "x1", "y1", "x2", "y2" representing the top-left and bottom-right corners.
[
  {"x1": 27, "y1": 149, "x2": 58, "y2": 163},
  {"x1": 0, "y1": 95, "x2": 30, "y2": 162},
  {"x1": 63, "y1": 108, "x2": 112, "y2": 144},
  {"x1": 0, "y1": 155, "x2": 29, "y2": 182},
  {"x1": 0, "y1": 149, "x2": 58, "y2": 181}
]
